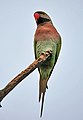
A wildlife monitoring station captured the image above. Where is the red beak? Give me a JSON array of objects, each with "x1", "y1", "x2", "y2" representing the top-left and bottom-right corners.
[{"x1": 34, "y1": 13, "x2": 40, "y2": 21}]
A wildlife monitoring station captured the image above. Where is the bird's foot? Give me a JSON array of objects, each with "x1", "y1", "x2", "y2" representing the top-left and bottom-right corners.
[{"x1": 46, "y1": 50, "x2": 52, "y2": 56}]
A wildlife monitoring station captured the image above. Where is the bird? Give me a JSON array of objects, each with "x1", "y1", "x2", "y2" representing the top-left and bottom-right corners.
[{"x1": 34, "y1": 11, "x2": 61, "y2": 117}]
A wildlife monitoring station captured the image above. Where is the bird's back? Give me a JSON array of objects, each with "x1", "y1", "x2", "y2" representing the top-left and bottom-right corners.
[{"x1": 34, "y1": 11, "x2": 61, "y2": 117}]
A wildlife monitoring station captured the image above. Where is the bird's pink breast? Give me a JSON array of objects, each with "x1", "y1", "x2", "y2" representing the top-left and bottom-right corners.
[{"x1": 35, "y1": 23, "x2": 60, "y2": 41}]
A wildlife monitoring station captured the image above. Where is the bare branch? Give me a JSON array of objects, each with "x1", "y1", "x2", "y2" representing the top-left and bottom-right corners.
[{"x1": 0, "y1": 51, "x2": 52, "y2": 106}]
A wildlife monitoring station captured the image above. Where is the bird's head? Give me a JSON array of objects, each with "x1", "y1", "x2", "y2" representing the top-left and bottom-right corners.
[{"x1": 34, "y1": 11, "x2": 52, "y2": 26}]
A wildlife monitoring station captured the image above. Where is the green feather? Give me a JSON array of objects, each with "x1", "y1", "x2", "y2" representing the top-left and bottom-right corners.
[{"x1": 34, "y1": 37, "x2": 61, "y2": 117}]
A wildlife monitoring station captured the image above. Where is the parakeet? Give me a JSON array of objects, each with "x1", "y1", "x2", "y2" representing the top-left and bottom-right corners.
[{"x1": 34, "y1": 11, "x2": 61, "y2": 117}]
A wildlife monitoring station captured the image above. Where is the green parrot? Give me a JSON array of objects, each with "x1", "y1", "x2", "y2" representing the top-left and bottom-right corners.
[{"x1": 34, "y1": 11, "x2": 61, "y2": 117}]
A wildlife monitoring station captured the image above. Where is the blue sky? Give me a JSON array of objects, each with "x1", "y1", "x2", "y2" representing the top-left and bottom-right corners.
[{"x1": 0, "y1": 0, "x2": 83, "y2": 120}]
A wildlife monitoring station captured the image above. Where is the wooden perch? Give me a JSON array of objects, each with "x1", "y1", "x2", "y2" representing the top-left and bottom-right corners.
[{"x1": 0, "y1": 51, "x2": 52, "y2": 107}]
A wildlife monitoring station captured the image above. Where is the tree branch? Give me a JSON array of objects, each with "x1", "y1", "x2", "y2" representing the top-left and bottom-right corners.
[{"x1": 0, "y1": 51, "x2": 52, "y2": 107}]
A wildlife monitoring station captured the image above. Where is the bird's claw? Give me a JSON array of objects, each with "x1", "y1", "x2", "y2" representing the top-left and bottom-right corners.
[{"x1": 46, "y1": 50, "x2": 52, "y2": 56}]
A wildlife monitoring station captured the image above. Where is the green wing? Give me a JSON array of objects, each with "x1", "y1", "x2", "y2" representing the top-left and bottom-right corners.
[
  {"x1": 48, "y1": 36, "x2": 61, "y2": 78},
  {"x1": 34, "y1": 36, "x2": 61, "y2": 77},
  {"x1": 34, "y1": 36, "x2": 61, "y2": 62}
]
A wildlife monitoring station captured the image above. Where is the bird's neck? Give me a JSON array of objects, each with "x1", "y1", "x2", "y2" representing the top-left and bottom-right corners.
[{"x1": 37, "y1": 21, "x2": 53, "y2": 27}]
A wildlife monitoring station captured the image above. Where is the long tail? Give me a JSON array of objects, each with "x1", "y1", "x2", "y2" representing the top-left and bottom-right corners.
[
  {"x1": 40, "y1": 92, "x2": 45, "y2": 117},
  {"x1": 39, "y1": 79, "x2": 47, "y2": 117}
]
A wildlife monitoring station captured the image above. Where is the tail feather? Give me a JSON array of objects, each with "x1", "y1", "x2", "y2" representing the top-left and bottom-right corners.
[
  {"x1": 39, "y1": 85, "x2": 48, "y2": 102},
  {"x1": 39, "y1": 79, "x2": 47, "y2": 102},
  {"x1": 39, "y1": 91, "x2": 41, "y2": 102},
  {"x1": 40, "y1": 92, "x2": 45, "y2": 117},
  {"x1": 39, "y1": 78, "x2": 47, "y2": 117}
]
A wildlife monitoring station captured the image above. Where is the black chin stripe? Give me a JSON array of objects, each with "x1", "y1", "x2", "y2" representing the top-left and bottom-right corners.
[{"x1": 37, "y1": 17, "x2": 51, "y2": 25}]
